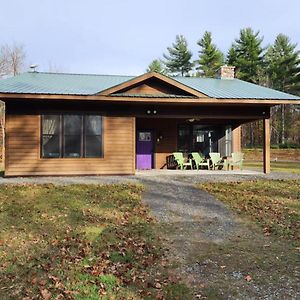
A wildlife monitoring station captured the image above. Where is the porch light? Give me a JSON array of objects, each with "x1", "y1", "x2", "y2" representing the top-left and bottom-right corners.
[
  {"x1": 146, "y1": 110, "x2": 151, "y2": 114},
  {"x1": 153, "y1": 110, "x2": 157, "y2": 114}
]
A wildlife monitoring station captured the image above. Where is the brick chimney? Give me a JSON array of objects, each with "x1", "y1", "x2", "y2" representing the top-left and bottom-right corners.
[{"x1": 216, "y1": 65, "x2": 235, "y2": 79}]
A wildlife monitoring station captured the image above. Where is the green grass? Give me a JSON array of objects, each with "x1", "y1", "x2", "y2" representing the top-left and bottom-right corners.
[
  {"x1": 0, "y1": 184, "x2": 190, "y2": 299},
  {"x1": 244, "y1": 161, "x2": 300, "y2": 174},
  {"x1": 199, "y1": 179, "x2": 300, "y2": 241},
  {"x1": 194, "y1": 179, "x2": 300, "y2": 298}
]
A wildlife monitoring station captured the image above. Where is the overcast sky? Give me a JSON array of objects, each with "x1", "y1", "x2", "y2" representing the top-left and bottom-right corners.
[{"x1": 1, "y1": 0, "x2": 299, "y2": 75}]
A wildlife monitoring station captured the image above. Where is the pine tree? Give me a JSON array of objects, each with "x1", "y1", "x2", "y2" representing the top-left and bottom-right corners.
[
  {"x1": 226, "y1": 28, "x2": 264, "y2": 83},
  {"x1": 146, "y1": 59, "x2": 165, "y2": 74},
  {"x1": 226, "y1": 44, "x2": 238, "y2": 66},
  {"x1": 265, "y1": 34, "x2": 300, "y2": 94},
  {"x1": 163, "y1": 35, "x2": 193, "y2": 76},
  {"x1": 196, "y1": 31, "x2": 224, "y2": 77},
  {"x1": 265, "y1": 34, "x2": 300, "y2": 144}
]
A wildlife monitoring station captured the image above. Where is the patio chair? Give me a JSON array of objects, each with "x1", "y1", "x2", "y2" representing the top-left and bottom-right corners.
[
  {"x1": 228, "y1": 152, "x2": 244, "y2": 170},
  {"x1": 191, "y1": 152, "x2": 210, "y2": 170},
  {"x1": 209, "y1": 152, "x2": 225, "y2": 170},
  {"x1": 173, "y1": 152, "x2": 193, "y2": 170}
]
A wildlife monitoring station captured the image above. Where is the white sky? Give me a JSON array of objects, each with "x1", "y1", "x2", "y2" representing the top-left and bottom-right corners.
[{"x1": 1, "y1": 0, "x2": 299, "y2": 75}]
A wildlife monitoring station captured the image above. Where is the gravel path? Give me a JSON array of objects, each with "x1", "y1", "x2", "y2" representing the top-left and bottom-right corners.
[{"x1": 140, "y1": 176, "x2": 237, "y2": 244}]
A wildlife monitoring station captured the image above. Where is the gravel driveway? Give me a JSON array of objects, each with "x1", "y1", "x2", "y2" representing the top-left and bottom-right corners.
[{"x1": 140, "y1": 176, "x2": 237, "y2": 244}]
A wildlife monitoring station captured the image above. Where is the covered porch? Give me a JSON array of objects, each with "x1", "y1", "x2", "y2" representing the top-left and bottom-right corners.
[{"x1": 135, "y1": 112, "x2": 270, "y2": 173}]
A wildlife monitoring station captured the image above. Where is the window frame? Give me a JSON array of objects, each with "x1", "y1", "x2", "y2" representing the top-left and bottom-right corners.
[{"x1": 40, "y1": 114, "x2": 104, "y2": 159}]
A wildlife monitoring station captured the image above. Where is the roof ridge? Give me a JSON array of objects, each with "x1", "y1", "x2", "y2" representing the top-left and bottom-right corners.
[{"x1": 25, "y1": 71, "x2": 135, "y2": 77}]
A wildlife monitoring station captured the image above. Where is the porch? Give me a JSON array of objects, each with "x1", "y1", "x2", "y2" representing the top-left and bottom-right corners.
[{"x1": 135, "y1": 116, "x2": 270, "y2": 173}]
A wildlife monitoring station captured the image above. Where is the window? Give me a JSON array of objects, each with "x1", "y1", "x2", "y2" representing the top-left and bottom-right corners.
[
  {"x1": 178, "y1": 125, "x2": 190, "y2": 153},
  {"x1": 177, "y1": 124, "x2": 220, "y2": 155},
  {"x1": 41, "y1": 114, "x2": 103, "y2": 158},
  {"x1": 41, "y1": 115, "x2": 61, "y2": 158},
  {"x1": 224, "y1": 126, "x2": 232, "y2": 156},
  {"x1": 85, "y1": 115, "x2": 103, "y2": 158},
  {"x1": 63, "y1": 115, "x2": 82, "y2": 158},
  {"x1": 138, "y1": 131, "x2": 152, "y2": 142}
]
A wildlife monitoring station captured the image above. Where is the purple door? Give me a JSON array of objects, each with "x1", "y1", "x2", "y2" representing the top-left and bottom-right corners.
[{"x1": 136, "y1": 130, "x2": 153, "y2": 170}]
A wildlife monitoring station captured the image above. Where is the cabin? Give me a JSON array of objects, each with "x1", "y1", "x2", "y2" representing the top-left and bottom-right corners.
[{"x1": 0, "y1": 66, "x2": 299, "y2": 177}]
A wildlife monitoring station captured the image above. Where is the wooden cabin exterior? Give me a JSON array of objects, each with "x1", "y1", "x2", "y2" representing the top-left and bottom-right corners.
[{"x1": 0, "y1": 68, "x2": 299, "y2": 176}]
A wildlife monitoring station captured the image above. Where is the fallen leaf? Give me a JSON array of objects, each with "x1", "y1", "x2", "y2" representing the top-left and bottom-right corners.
[
  {"x1": 40, "y1": 288, "x2": 51, "y2": 300},
  {"x1": 155, "y1": 282, "x2": 162, "y2": 289}
]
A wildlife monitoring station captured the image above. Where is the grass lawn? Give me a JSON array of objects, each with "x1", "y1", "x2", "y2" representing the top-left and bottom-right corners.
[
  {"x1": 244, "y1": 160, "x2": 300, "y2": 174},
  {"x1": 200, "y1": 180, "x2": 300, "y2": 241},
  {"x1": 0, "y1": 184, "x2": 190, "y2": 300},
  {"x1": 196, "y1": 180, "x2": 300, "y2": 298}
]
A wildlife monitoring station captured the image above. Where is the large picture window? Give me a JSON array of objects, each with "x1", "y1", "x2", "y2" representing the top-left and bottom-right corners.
[{"x1": 41, "y1": 114, "x2": 103, "y2": 158}]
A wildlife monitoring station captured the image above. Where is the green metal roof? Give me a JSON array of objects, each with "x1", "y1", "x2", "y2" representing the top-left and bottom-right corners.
[
  {"x1": 0, "y1": 72, "x2": 134, "y2": 95},
  {"x1": 174, "y1": 77, "x2": 300, "y2": 100},
  {"x1": 0, "y1": 71, "x2": 299, "y2": 100}
]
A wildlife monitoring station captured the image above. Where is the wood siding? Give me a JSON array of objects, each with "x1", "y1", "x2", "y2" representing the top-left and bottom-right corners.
[{"x1": 5, "y1": 114, "x2": 135, "y2": 176}]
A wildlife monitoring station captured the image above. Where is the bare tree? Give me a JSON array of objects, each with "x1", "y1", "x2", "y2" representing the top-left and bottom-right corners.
[
  {"x1": 0, "y1": 48, "x2": 9, "y2": 76},
  {"x1": 0, "y1": 43, "x2": 26, "y2": 77}
]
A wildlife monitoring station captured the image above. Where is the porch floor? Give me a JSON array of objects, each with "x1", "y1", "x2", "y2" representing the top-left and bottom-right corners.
[{"x1": 135, "y1": 169, "x2": 261, "y2": 176}]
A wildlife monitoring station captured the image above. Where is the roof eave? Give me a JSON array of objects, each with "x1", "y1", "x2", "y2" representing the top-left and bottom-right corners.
[{"x1": 1, "y1": 92, "x2": 300, "y2": 105}]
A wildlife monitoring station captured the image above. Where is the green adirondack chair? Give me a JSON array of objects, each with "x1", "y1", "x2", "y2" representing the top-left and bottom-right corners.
[
  {"x1": 209, "y1": 152, "x2": 225, "y2": 170},
  {"x1": 228, "y1": 152, "x2": 244, "y2": 170},
  {"x1": 173, "y1": 152, "x2": 193, "y2": 170},
  {"x1": 191, "y1": 152, "x2": 210, "y2": 170}
]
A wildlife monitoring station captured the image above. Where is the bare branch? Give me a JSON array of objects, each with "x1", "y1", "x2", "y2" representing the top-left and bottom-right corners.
[{"x1": 0, "y1": 43, "x2": 26, "y2": 77}]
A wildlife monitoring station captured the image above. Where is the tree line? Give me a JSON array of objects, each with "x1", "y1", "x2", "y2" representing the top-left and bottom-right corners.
[{"x1": 147, "y1": 28, "x2": 300, "y2": 148}]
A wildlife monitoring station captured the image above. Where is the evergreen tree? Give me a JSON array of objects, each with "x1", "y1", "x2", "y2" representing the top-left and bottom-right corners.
[
  {"x1": 146, "y1": 59, "x2": 165, "y2": 74},
  {"x1": 196, "y1": 31, "x2": 224, "y2": 77},
  {"x1": 226, "y1": 28, "x2": 264, "y2": 83},
  {"x1": 163, "y1": 35, "x2": 193, "y2": 76},
  {"x1": 265, "y1": 34, "x2": 300, "y2": 94},
  {"x1": 226, "y1": 44, "x2": 238, "y2": 66},
  {"x1": 265, "y1": 34, "x2": 300, "y2": 144}
]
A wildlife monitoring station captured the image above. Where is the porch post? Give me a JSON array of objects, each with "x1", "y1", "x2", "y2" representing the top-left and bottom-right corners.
[{"x1": 263, "y1": 118, "x2": 270, "y2": 174}]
